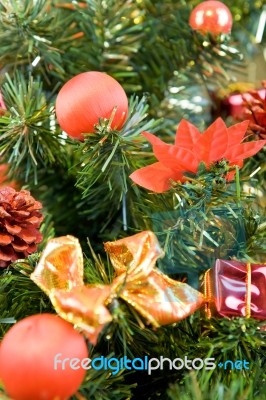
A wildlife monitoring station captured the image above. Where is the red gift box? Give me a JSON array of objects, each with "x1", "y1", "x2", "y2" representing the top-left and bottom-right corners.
[{"x1": 204, "y1": 259, "x2": 266, "y2": 319}]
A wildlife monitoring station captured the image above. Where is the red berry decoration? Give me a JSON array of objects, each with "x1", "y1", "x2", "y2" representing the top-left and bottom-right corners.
[
  {"x1": 55, "y1": 71, "x2": 128, "y2": 140},
  {"x1": 189, "y1": 1, "x2": 233, "y2": 35},
  {"x1": 0, "y1": 314, "x2": 88, "y2": 400}
]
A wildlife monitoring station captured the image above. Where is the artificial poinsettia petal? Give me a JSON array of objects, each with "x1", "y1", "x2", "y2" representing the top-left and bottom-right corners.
[
  {"x1": 227, "y1": 120, "x2": 250, "y2": 147},
  {"x1": 195, "y1": 118, "x2": 228, "y2": 164},
  {"x1": 143, "y1": 130, "x2": 200, "y2": 172},
  {"x1": 224, "y1": 140, "x2": 266, "y2": 162},
  {"x1": 175, "y1": 119, "x2": 201, "y2": 148},
  {"x1": 130, "y1": 162, "x2": 184, "y2": 193},
  {"x1": 151, "y1": 143, "x2": 200, "y2": 173},
  {"x1": 142, "y1": 131, "x2": 166, "y2": 146},
  {"x1": 229, "y1": 159, "x2": 244, "y2": 168},
  {"x1": 226, "y1": 171, "x2": 236, "y2": 181}
]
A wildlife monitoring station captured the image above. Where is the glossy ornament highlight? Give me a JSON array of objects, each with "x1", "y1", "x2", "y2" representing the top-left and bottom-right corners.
[{"x1": 189, "y1": 1, "x2": 233, "y2": 35}]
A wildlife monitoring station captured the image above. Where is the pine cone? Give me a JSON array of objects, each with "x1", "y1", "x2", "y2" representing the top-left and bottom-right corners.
[
  {"x1": 0, "y1": 187, "x2": 43, "y2": 267},
  {"x1": 242, "y1": 81, "x2": 266, "y2": 139}
]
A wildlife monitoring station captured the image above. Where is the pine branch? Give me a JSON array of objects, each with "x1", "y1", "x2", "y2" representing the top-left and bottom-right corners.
[
  {"x1": 74, "y1": 96, "x2": 159, "y2": 233},
  {"x1": 0, "y1": 255, "x2": 53, "y2": 338},
  {"x1": 130, "y1": 1, "x2": 244, "y2": 103},
  {"x1": 64, "y1": 0, "x2": 145, "y2": 92},
  {"x1": 128, "y1": 163, "x2": 257, "y2": 285},
  {"x1": 78, "y1": 360, "x2": 136, "y2": 400},
  {"x1": 244, "y1": 208, "x2": 266, "y2": 261},
  {"x1": 166, "y1": 316, "x2": 266, "y2": 399},
  {"x1": 167, "y1": 369, "x2": 266, "y2": 400},
  {"x1": 0, "y1": 0, "x2": 71, "y2": 79},
  {"x1": 0, "y1": 71, "x2": 66, "y2": 183},
  {"x1": 0, "y1": 0, "x2": 89, "y2": 83}
]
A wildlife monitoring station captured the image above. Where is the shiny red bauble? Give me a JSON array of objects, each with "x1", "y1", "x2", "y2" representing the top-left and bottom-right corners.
[
  {"x1": 0, "y1": 314, "x2": 88, "y2": 400},
  {"x1": 55, "y1": 71, "x2": 128, "y2": 140},
  {"x1": 189, "y1": 1, "x2": 233, "y2": 35}
]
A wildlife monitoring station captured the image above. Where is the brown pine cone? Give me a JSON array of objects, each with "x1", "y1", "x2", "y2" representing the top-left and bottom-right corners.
[
  {"x1": 0, "y1": 187, "x2": 43, "y2": 267},
  {"x1": 242, "y1": 81, "x2": 266, "y2": 139}
]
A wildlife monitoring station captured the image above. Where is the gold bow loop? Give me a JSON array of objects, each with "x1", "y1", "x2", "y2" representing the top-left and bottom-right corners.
[
  {"x1": 104, "y1": 229, "x2": 164, "y2": 289},
  {"x1": 31, "y1": 231, "x2": 204, "y2": 345}
]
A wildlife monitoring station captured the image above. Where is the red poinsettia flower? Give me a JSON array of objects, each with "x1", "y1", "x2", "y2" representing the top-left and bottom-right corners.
[{"x1": 130, "y1": 118, "x2": 266, "y2": 193}]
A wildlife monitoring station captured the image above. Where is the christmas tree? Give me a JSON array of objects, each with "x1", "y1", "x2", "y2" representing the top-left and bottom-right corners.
[{"x1": 0, "y1": 0, "x2": 266, "y2": 399}]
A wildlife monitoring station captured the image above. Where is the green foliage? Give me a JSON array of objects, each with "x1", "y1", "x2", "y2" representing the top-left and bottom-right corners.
[
  {"x1": 77, "y1": 362, "x2": 136, "y2": 400},
  {"x1": 0, "y1": 0, "x2": 265, "y2": 399},
  {"x1": 76, "y1": 96, "x2": 156, "y2": 198},
  {"x1": 244, "y1": 207, "x2": 266, "y2": 261},
  {"x1": 0, "y1": 0, "x2": 258, "y2": 123},
  {"x1": 0, "y1": 71, "x2": 65, "y2": 183},
  {"x1": 166, "y1": 318, "x2": 266, "y2": 400},
  {"x1": 0, "y1": 256, "x2": 53, "y2": 337},
  {"x1": 167, "y1": 369, "x2": 266, "y2": 400},
  {"x1": 63, "y1": 0, "x2": 145, "y2": 91},
  {"x1": 128, "y1": 163, "x2": 261, "y2": 287},
  {"x1": 0, "y1": 0, "x2": 68, "y2": 78}
]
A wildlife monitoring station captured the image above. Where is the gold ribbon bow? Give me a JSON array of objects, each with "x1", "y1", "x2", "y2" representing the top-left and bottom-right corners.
[{"x1": 31, "y1": 231, "x2": 204, "y2": 344}]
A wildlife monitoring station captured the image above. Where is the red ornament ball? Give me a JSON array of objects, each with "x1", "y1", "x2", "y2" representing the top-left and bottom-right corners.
[
  {"x1": 0, "y1": 314, "x2": 88, "y2": 400},
  {"x1": 189, "y1": 1, "x2": 233, "y2": 35},
  {"x1": 55, "y1": 71, "x2": 128, "y2": 140}
]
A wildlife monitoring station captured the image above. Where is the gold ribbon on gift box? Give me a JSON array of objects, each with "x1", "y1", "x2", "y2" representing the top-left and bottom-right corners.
[
  {"x1": 203, "y1": 269, "x2": 213, "y2": 319},
  {"x1": 204, "y1": 262, "x2": 252, "y2": 319},
  {"x1": 245, "y1": 262, "x2": 251, "y2": 319},
  {"x1": 31, "y1": 231, "x2": 204, "y2": 344}
]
